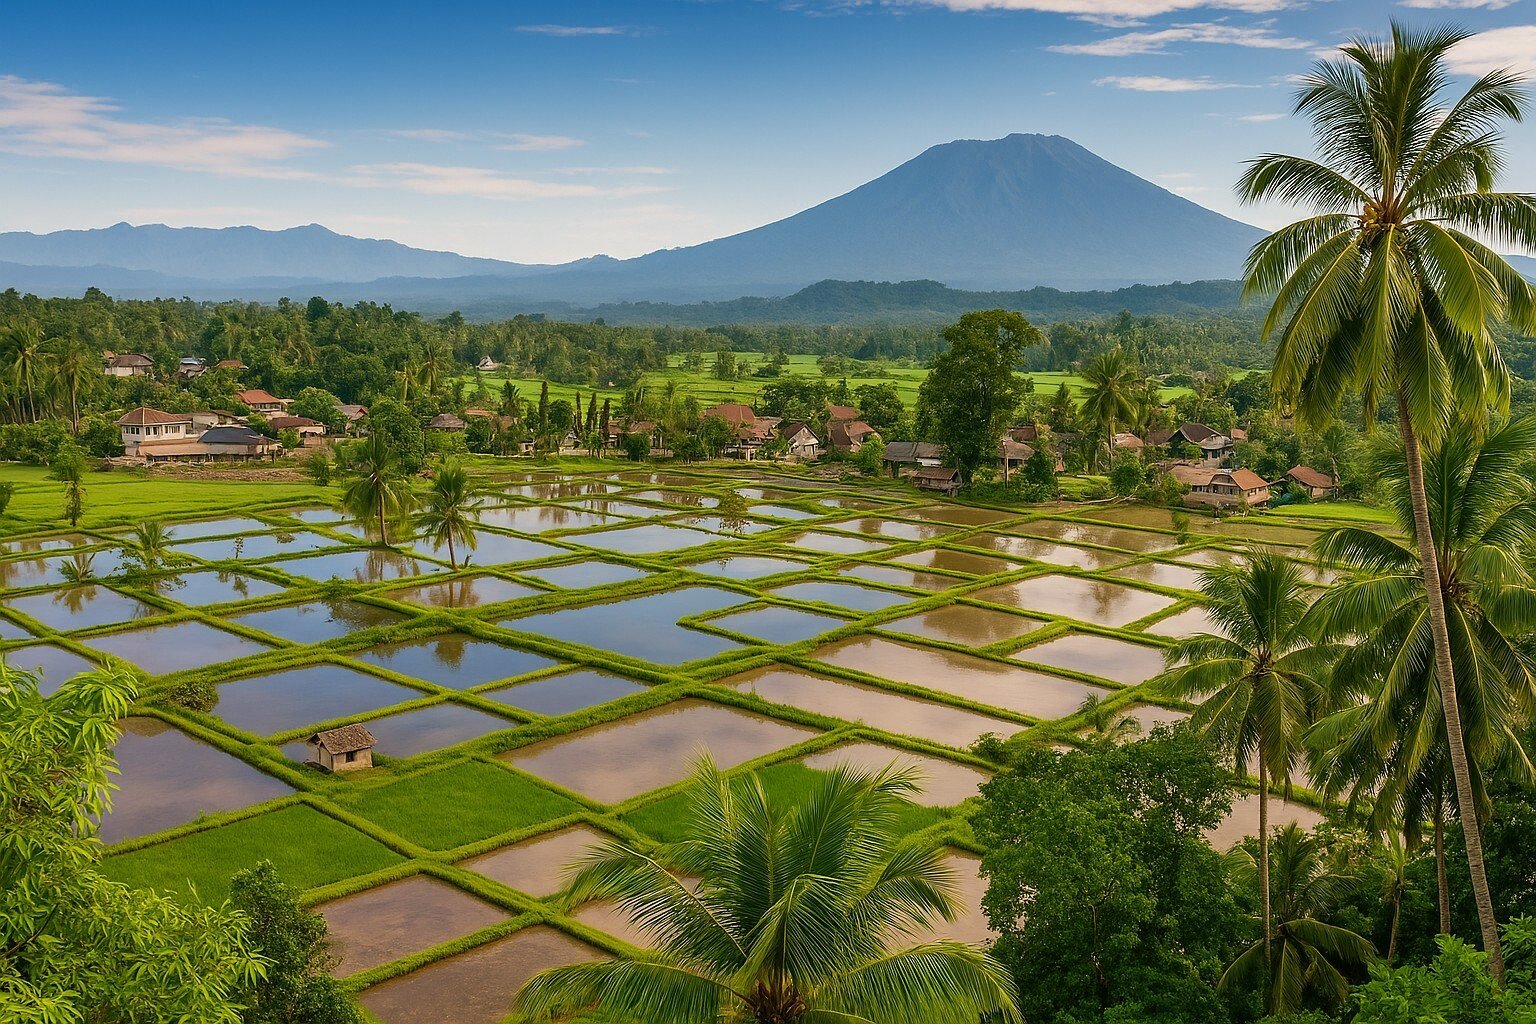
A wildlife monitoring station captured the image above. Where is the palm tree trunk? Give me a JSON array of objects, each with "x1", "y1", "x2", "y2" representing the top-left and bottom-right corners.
[
  {"x1": 1388, "y1": 887, "x2": 1402, "y2": 965},
  {"x1": 1435, "y1": 798, "x2": 1451, "y2": 937},
  {"x1": 1259, "y1": 753, "x2": 1272, "y2": 963},
  {"x1": 447, "y1": 533, "x2": 457, "y2": 570},
  {"x1": 377, "y1": 500, "x2": 389, "y2": 547},
  {"x1": 1397, "y1": 399, "x2": 1503, "y2": 983}
]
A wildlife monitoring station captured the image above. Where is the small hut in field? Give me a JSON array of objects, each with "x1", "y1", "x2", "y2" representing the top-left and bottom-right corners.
[{"x1": 307, "y1": 724, "x2": 375, "y2": 773}]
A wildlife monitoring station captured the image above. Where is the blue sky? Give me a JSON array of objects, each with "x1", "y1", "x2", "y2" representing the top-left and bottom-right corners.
[{"x1": 2, "y1": 0, "x2": 1533, "y2": 263}]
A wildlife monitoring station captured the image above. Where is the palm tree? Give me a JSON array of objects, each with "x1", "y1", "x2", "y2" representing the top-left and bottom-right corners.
[
  {"x1": 1304, "y1": 417, "x2": 1536, "y2": 940},
  {"x1": 1078, "y1": 348, "x2": 1140, "y2": 471},
  {"x1": 1076, "y1": 693, "x2": 1142, "y2": 743},
  {"x1": 49, "y1": 444, "x2": 89, "y2": 528},
  {"x1": 47, "y1": 338, "x2": 95, "y2": 435},
  {"x1": 339, "y1": 433, "x2": 414, "y2": 546},
  {"x1": 1153, "y1": 553, "x2": 1333, "y2": 964},
  {"x1": 413, "y1": 458, "x2": 480, "y2": 569},
  {"x1": 125, "y1": 520, "x2": 176, "y2": 576},
  {"x1": 1221, "y1": 824, "x2": 1375, "y2": 1015},
  {"x1": 3, "y1": 318, "x2": 48, "y2": 422},
  {"x1": 516, "y1": 761, "x2": 1020, "y2": 1024},
  {"x1": 1371, "y1": 831, "x2": 1411, "y2": 965},
  {"x1": 1239, "y1": 24, "x2": 1536, "y2": 979}
]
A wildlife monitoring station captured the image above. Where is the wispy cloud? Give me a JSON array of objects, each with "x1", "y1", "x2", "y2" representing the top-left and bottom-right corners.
[
  {"x1": 346, "y1": 162, "x2": 668, "y2": 201},
  {"x1": 515, "y1": 24, "x2": 648, "y2": 37},
  {"x1": 1446, "y1": 25, "x2": 1536, "y2": 76},
  {"x1": 1049, "y1": 22, "x2": 1313, "y2": 56},
  {"x1": 1237, "y1": 112, "x2": 1287, "y2": 121},
  {"x1": 388, "y1": 128, "x2": 475, "y2": 143},
  {"x1": 0, "y1": 75, "x2": 327, "y2": 178},
  {"x1": 867, "y1": 1, "x2": 1302, "y2": 27},
  {"x1": 1401, "y1": 0, "x2": 1520, "y2": 9},
  {"x1": 1095, "y1": 74, "x2": 1252, "y2": 91},
  {"x1": 551, "y1": 165, "x2": 673, "y2": 176},
  {"x1": 496, "y1": 133, "x2": 586, "y2": 152}
]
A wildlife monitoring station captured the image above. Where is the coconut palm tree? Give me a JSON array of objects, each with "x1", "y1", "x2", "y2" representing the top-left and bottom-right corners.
[
  {"x1": 47, "y1": 338, "x2": 95, "y2": 435},
  {"x1": 1304, "y1": 417, "x2": 1536, "y2": 940},
  {"x1": 3, "y1": 318, "x2": 48, "y2": 423},
  {"x1": 1239, "y1": 24, "x2": 1536, "y2": 978},
  {"x1": 413, "y1": 458, "x2": 480, "y2": 569},
  {"x1": 339, "y1": 432, "x2": 414, "y2": 546},
  {"x1": 1153, "y1": 553, "x2": 1334, "y2": 964},
  {"x1": 1078, "y1": 347, "x2": 1140, "y2": 471},
  {"x1": 1221, "y1": 824, "x2": 1375, "y2": 1015},
  {"x1": 516, "y1": 761, "x2": 1020, "y2": 1024},
  {"x1": 1075, "y1": 693, "x2": 1142, "y2": 743}
]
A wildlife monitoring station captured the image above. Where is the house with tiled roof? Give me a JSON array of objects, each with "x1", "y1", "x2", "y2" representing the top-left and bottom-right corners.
[
  {"x1": 883, "y1": 441, "x2": 944, "y2": 477},
  {"x1": 237, "y1": 388, "x2": 289, "y2": 414},
  {"x1": 266, "y1": 415, "x2": 326, "y2": 437},
  {"x1": 1171, "y1": 465, "x2": 1272, "y2": 509},
  {"x1": 826, "y1": 402, "x2": 859, "y2": 423},
  {"x1": 306, "y1": 724, "x2": 375, "y2": 773},
  {"x1": 828, "y1": 420, "x2": 879, "y2": 454},
  {"x1": 1285, "y1": 465, "x2": 1340, "y2": 500},
  {"x1": 912, "y1": 466, "x2": 961, "y2": 497},
  {"x1": 777, "y1": 421, "x2": 820, "y2": 460},
  {"x1": 117, "y1": 407, "x2": 193, "y2": 454},
  {"x1": 105, "y1": 353, "x2": 153, "y2": 377}
]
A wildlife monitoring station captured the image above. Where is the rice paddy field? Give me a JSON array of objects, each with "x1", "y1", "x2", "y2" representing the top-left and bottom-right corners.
[{"x1": 3, "y1": 460, "x2": 1345, "y2": 1024}]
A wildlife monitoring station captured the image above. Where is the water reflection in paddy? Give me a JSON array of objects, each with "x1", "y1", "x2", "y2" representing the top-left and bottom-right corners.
[
  {"x1": 835, "y1": 563, "x2": 958, "y2": 592},
  {"x1": 502, "y1": 699, "x2": 816, "y2": 803},
  {"x1": 484, "y1": 668, "x2": 647, "y2": 717},
  {"x1": 881, "y1": 605, "x2": 1041, "y2": 646},
  {"x1": 85, "y1": 620, "x2": 272, "y2": 675},
  {"x1": 802, "y1": 742, "x2": 988, "y2": 807},
  {"x1": 840, "y1": 517, "x2": 956, "y2": 542},
  {"x1": 1111, "y1": 560, "x2": 1208, "y2": 590},
  {"x1": 574, "y1": 500, "x2": 669, "y2": 518},
  {"x1": 166, "y1": 516, "x2": 273, "y2": 539},
  {"x1": 1082, "y1": 506, "x2": 1194, "y2": 531},
  {"x1": 812, "y1": 636, "x2": 1110, "y2": 719},
  {"x1": 0, "y1": 533, "x2": 92, "y2": 555},
  {"x1": 0, "y1": 616, "x2": 33, "y2": 640},
  {"x1": 769, "y1": 581, "x2": 909, "y2": 612},
  {"x1": 1119, "y1": 703, "x2": 1190, "y2": 733},
  {"x1": 291, "y1": 702, "x2": 517, "y2": 760},
  {"x1": 173, "y1": 531, "x2": 338, "y2": 561},
  {"x1": 1207, "y1": 793, "x2": 1325, "y2": 851},
  {"x1": 215, "y1": 663, "x2": 422, "y2": 735},
  {"x1": 973, "y1": 574, "x2": 1176, "y2": 627},
  {"x1": 358, "y1": 926, "x2": 604, "y2": 1024},
  {"x1": 4, "y1": 585, "x2": 155, "y2": 631},
  {"x1": 721, "y1": 666, "x2": 1018, "y2": 749},
  {"x1": 889, "y1": 548, "x2": 1023, "y2": 576},
  {"x1": 1206, "y1": 520, "x2": 1323, "y2": 547},
  {"x1": 963, "y1": 533, "x2": 1125, "y2": 570},
  {"x1": 5, "y1": 643, "x2": 99, "y2": 696},
  {"x1": 459, "y1": 824, "x2": 610, "y2": 896},
  {"x1": 281, "y1": 507, "x2": 345, "y2": 524},
  {"x1": 683, "y1": 555, "x2": 808, "y2": 579},
  {"x1": 151, "y1": 570, "x2": 286, "y2": 606},
  {"x1": 779, "y1": 532, "x2": 889, "y2": 555},
  {"x1": 102, "y1": 717, "x2": 291, "y2": 843},
  {"x1": 706, "y1": 605, "x2": 846, "y2": 644},
  {"x1": 475, "y1": 505, "x2": 618, "y2": 532},
  {"x1": 276, "y1": 548, "x2": 432, "y2": 583},
  {"x1": 669, "y1": 514, "x2": 774, "y2": 536},
  {"x1": 815, "y1": 496, "x2": 890, "y2": 510},
  {"x1": 505, "y1": 481, "x2": 621, "y2": 500},
  {"x1": 503, "y1": 587, "x2": 743, "y2": 664},
  {"x1": 1015, "y1": 633, "x2": 1168, "y2": 684},
  {"x1": 353, "y1": 634, "x2": 556, "y2": 688},
  {"x1": 1015, "y1": 519, "x2": 1177, "y2": 553},
  {"x1": 519, "y1": 561, "x2": 648, "y2": 590},
  {"x1": 320, "y1": 876, "x2": 510, "y2": 976},
  {"x1": 0, "y1": 549, "x2": 131, "y2": 590},
  {"x1": 907, "y1": 505, "x2": 1020, "y2": 527},
  {"x1": 229, "y1": 599, "x2": 404, "y2": 644},
  {"x1": 752, "y1": 504, "x2": 820, "y2": 520},
  {"x1": 386, "y1": 575, "x2": 536, "y2": 609},
  {"x1": 1147, "y1": 605, "x2": 1227, "y2": 638},
  {"x1": 625, "y1": 489, "x2": 718, "y2": 508},
  {"x1": 568, "y1": 523, "x2": 718, "y2": 555},
  {"x1": 416, "y1": 530, "x2": 566, "y2": 566}
]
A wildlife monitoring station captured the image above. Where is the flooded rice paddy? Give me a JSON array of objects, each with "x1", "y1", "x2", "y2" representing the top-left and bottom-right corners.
[
  {"x1": 768, "y1": 581, "x2": 910, "y2": 612},
  {"x1": 460, "y1": 824, "x2": 611, "y2": 896},
  {"x1": 4, "y1": 584, "x2": 154, "y2": 630},
  {"x1": 352, "y1": 634, "x2": 556, "y2": 688},
  {"x1": 214, "y1": 663, "x2": 422, "y2": 736},
  {"x1": 1014, "y1": 633, "x2": 1169, "y2": 684},
  {"x1": 706, "y1": 604, "x2": 847, "y2": 644},
  {"x1": 228, "y1": 599, "x2": 405, "y2": 644},
  {"x1": 973, "y1": 574, "x2": 1177, "y2": 626},
  {"x1": 151, "y1": 570, "x2": 286, "y2": 605},
  {"x1": 503, "y1": 587, "x2": 743, "y2": 664},
  {"x1": 320, "y1": 875, "x2": 510, "y2": 976},
  {"x1": 385, "y1": 574, "x2": 537, "y2": 609},
  {"x1": 484, "y1": 668, "x2": 647, "y2": 717},
  {"x1": 801, "y1": 742, "x2": 989, "y2": 806},
  {"x1": 880, "y1": 605, "x2": 1042, "y2": 646},
  {"x1": 835, "y1": 562, "x2": 958, "y2": 591},
  {"x1": 85, "y1": 619, "x2": 272, "y2": 674},
  {"x1": 288, "y1": 701, "x2": 516, "y2": 760},
  {"x1": 682, "y1": 554, "x2": 809, "y2": 579},
  {"x1": 6, "y1": 643, "x2": 99, "y2": 695},
  {"x1": 889, "y1": 548, "x2": 1024, "y2": 576},
  {"x1": 519, "y1": 560, "x2": 648, "y2": 589}
]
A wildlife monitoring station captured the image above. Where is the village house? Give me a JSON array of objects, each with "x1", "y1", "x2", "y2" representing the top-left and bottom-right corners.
[
  {"x1": 1285, "y1": 464, "x2": 1341, "y2": 500},
  {"x1": 306, "y1": 724, "x2": 375, "y2": 773},
  {"x1": 104, "y1": 353, "x2": 153, "y2": 378},
  {"x1": 428, "y1": 412, "x2": 467, "y2": 432},
  {"x1": 189, "y1": 409, "x2": 242, "y2": 431},
  {"x1": 702, "y1": 403, "x2": 781, "y2": 459},
  {"x1": 911, "y1": 466, "x2": 961, "y2": 497},
  {"x1": 118, "y1": 407, "x2": 194, "y2": 455},
  {"x1": 337, "y1": 404, "x2": 369, "y2": 433},
  {"x1": 882, "y1": 441, "x2": 944, "y2": 477},
  {"x1": 237, "y1": 388, "x2": 289, "y2": 415},
  {"x1": 828, "y1": 420, "x2": 879, "y2": 454},
  {"x1": 1112, "y1": 432, "x2": 1145, "y2": 451},
  {"x1": 214, "y1": 358, "x2": 246, "y2": 372},
  {"x1": 196, "y1": 425, "x2": 281, "y2": 459},
  {"x1": 777, "y1": 421, "x2": 820, "y2": 460},
  {"x1": 174, "y1": 357, "x2": 206, "y2": 381},
  {"x1": 610, "y1": 419, "x2": 666, "y2": 454},
  {"x1": 1170, "y1": 465, "x2": 1272, "y2": 509},
  {"x1": 826, "y1": 402, "x2": 859, "y2": 423},
  {"x1": 476, "y1": 355, "x2": 502, "y2": 372},
  {"x1": 266, "y1": 415, "x2": 327, "y2": 438}
]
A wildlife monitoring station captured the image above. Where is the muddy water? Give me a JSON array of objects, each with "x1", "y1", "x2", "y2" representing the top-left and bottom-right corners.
[
  {"x1": 502, "y1": 699, "x2": 818, "y2": 804},
  {"x1": 889, "y1": 548, "x2": 1024, "y2": 576},
  {"x1": 769, "y1": 581, "x2": 910, "y2": 612},
  {"x1": 357, "y1": 926, "x2": 604, "y2": 1024},
  {"x1": 752, "y1": 504, "x2": 820, "y2": 520},
  {"x1": 811, "y1": 636, "x2": 1110, "y2": 719},
  {"x1": 297, "y1": 702, "x2": 516, "y2": 759},
  {"x1": 801, "y1": 742, "x2": 989, "y2": 807},
  {"x1": 353, "y1": 635, "x2": 556, "y2": 688},
  {"x1": 229, "y1": 599, "x2": 404, "y2": 645},
  {"x1": 5, "y1": 643, "x2": 99, "y2": 696},
  {"x1": 721, "y1": 666, "x2": 1019, "y2": 749},
  {"x1": 475, "y1": 505, "x2": 619, "y2": 532},
  {"x1": 1082, "y1": 506, "x2": 1206, "y2": 532},
  {"x1": 215, "y1": 663, "x2": 420, "y2": 736},
  {"x1": 568, "y1": 523, "x2": 717, "y2": 555},
  {"x1": 278, "y1": 548, "x2": 431, "y2": 583},
  {"x1": 85, "y1": 620, "x2": 271, "y2": 675},
  {"x1": 669, "y1": 514, "x2": 774, "y2": 537},
  {"x1": 1014, "y1": 633, "x2": 1168, "y2": 685},
  {"x1": 973, "y1": 574, "x2": 1176, "y2": 627},
  {"x1": 1111, "y1": 560, "x2": 1208, "y2": 590},
  {"x1": 503, "y1": 587, "x2": 743, "y2": 664},
  {"x1": 4, "y1": 585, "x2": 154, "y2": 631},
  {"x1": 816, "y1": 496, "x2": 890, "y2": 510},
  {"x1": 906, "y1": 505, "x2": 1021, "y2": 527},
  {"x1": 836, "y1": 563, "x2": 960, "y2": 592},
  {"x1": 706, "y1": 606, "x2": 846, "y2": 644},
  {"x1": 320, "y1": 876, "x2": 510, "y2": 976},
  {"x1": 151, "y1": 570, "x2": 286, "y2": 606},
  {"x1": 484, "y1": 669, "x2": 647, "y2": 717},
  {"x1": 575, "y1": 500, "x2": 670, "y2": 518},
  {"x1": 0, "y1": 532, "x2": 92, "y2": 555},
  {"x1": 174, "y1": 531, "x2": 338, "y2": 561},
  {"x1": 902, "y1": 851, "x2": 992, "y2": 945},
  {"x1": 963, "y1": 533, "x2": 1126, "y2": 570},
  {"x1": 1015, "y1": 519, "x2": 1177, "y2": 553},
  {"x1": 840, "y1": 517, "x2": 958, "y2": 542},
  {"x1": 683, "y1": 555, "x2": 809, "y2": 579},
  {"x1": 779, "y1": 532, "x2": 890, "y2": 555},
  {"x1": 881, "y1": 606, "x2": 1042, "y2": 646},
  {"x1": 506, "y1": 481, "x2": 621, "y2": 500},
  {"x1": 519, "y1": 561, "x2": 649, "y2": 590},
  {"x1": 1121, "y1": 703, "x2": 1191, "y2": 733},
  {"x1": 624, "y1": 489, "x2": 719, "y2": 508},
  {"x1": 102, "y1": 717, "x2": 291, "y2": 842},
  {"x1": 385, "y1": 575, "x2": 536, "y2": 610},
  {"x1": 1206, "y1": 793, "x2": 1326, "y2": 851},
  {"x1": 418, "y1": 530, "x2": 567, "y2": 566},
  {"x1": 1146, "y1": 606, "x2": 1227, "y2": 638},
  {"x1": 459, "y1": 825, "x2": 612, "y2": 896},
  {"x1": 1176, "y1": 548, "x2": 1246, "y2": 568}
]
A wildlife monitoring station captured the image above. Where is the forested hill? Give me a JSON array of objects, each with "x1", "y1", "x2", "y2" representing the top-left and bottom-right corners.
[{"x1": 562, "y1": 278, "x2": 1250, "y2": 326}]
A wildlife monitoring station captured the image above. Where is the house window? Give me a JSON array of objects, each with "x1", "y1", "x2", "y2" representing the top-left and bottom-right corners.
[{"x1": 344, "y1": 751, "x2": 356, "y2": 763}]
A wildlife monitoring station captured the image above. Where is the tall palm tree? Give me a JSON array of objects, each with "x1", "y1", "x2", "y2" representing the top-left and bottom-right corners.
[
  {"x1": 339, "y1": 433, "x2": 414, "y2": 547},
  {"x1": 1078, "y1": 348, "x2": 1140, "y2": 471},
  {"x1": 1239, "y1": 24, "x2": 1536, "y2": 978},
  {"x1": 1371, "y1": 831, "x2": 1411, "y2": 965},
  {"x1": 516, "y1": 761, "x2": 1020, "y2": 1024},
  {"x1": 1221, "y1": 824, "x2": 1376, "y2": 1015},
  {"x1": 3, "y1": 318, "x2": 48, "y2": 422},
  {"x1": 1153, "y1": 553, "x2": 1333, "y2": 963},
  {"x1": 413, "y1": 458, "x2": 480, "y2": 569},
  {"x1": 1075, "y1": 693, "x2": 1142, "y2": 743},
  {"x1": 1304, "y1": 417, "x2": 1536, "y2": 940}
]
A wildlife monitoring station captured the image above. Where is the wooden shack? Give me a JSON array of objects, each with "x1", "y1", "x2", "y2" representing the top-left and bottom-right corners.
[{"x1": 308, "y1": 724, "x2": 376, "y2": 773}]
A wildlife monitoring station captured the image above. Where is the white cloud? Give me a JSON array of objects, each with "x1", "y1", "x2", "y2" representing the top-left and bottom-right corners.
[
  {"x1": 1237, "y1": 112, "x2": 1287, "y2": 121},
  {"x1": 1402, "y1": 0, "x2": 1520, "y2": 9},
  {"x1": 346, "y1": 162, "x2": 668, "y2": 201},
  {"x1": 388, "y1": 128, "x2": 475, "y2": 143},
  {"x1": 1446, "y1": 26, "x2": 1536, "y2": 76},
  {"x1": 515, "y1": 24, "x2": 645, "y2": 37},
  {"x1": 879, "y1": 0, "x2": 1301, "y2": 25},
  {"x1": 496, "y1": 133, "x2": 586, "y2": 152},
  {"x1": 1095, "y1": 74, "x2": 1251, "y2": 91},
  {"x1": 0, "y1": 75, "x2": 327, "y2": 178},
  {"x1": 551, "y1": 165, "x2": 673, "y2": 176},
  {"x1": 1049, "y1": 22, "x2": 1313, "y2": 56}
]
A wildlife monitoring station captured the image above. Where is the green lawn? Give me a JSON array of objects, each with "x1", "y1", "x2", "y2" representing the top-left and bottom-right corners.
[
  {"x1": 339, "y1": 761, "x2": 582, "y2": 851},
  {"x1": 1266, "y1": 501, "x2": 1394, "y2": 525},
  {"x1": 101, "y1": 804, "x2": 403, "y2": 904}
]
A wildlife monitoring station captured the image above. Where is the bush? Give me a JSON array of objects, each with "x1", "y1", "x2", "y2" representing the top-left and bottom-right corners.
[
  {"x1": 1109, "y1": 451, "x2": 1147, "y2": 496},
  {"x1": 0, "y1": 419, "x2": 70, "y2": 465},
  {"x1": 0, "y1": 481, "x2": 13, "y2": 517},
  {"x1": 302, "y1": 448, "x2": 333, "y2": 486},
  {"x1": 276, "y1": 428, "x2": 301, "y2": 450},
  {"x1": 166, "y1": 680, "x2": 217, "y2": 713},
  {"x1": 619, "y1": 432, "x2": 650, "y2": 462}
]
